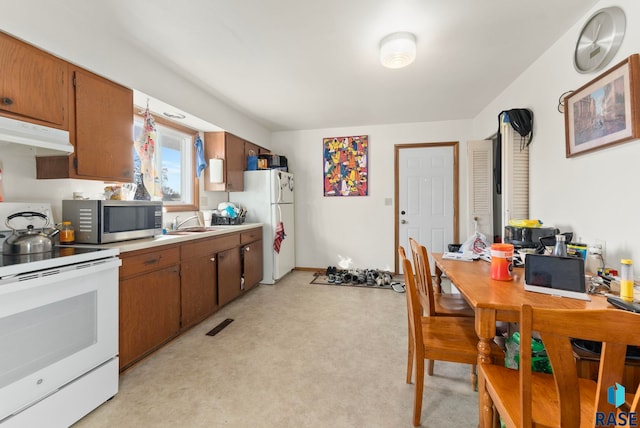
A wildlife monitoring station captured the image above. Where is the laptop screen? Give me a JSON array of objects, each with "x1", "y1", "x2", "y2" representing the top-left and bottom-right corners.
[{"x1": 524, "y1": 254, "x2": 586, "y2": 293}]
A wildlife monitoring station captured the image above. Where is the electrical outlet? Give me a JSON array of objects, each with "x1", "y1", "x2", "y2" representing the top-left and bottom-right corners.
[{"x1": 594, "y1": 239, "x2": 606, "y2": 258}]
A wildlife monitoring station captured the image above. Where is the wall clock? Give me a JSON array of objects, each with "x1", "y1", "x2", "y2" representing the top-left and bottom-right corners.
[{"x1": 574, "y1": 6, "x2": 626, "y2": 74}]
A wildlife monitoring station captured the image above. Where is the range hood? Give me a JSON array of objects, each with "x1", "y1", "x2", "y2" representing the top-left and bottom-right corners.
[{"x1": 0, "y1": 115, "x2": 73, "y2": 153}]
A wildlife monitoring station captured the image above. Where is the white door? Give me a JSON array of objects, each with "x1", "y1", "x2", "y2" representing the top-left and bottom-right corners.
[
  {"x1": 272, "y1": 203, "x2": 295, "y2": 281},
  {"x1": 467, "y1": 140, "x2": 494, "y2": 240},
  {"x1": 398, "y1": 145, "x2": 455, "y2": 273}
]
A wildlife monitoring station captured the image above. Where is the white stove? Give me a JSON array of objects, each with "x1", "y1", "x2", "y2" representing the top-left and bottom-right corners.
[{"x1": 0, "y1": 202, "x2": 121, "y2": 427}]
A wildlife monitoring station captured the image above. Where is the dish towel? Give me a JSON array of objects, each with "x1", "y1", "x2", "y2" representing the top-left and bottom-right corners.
[
  {"x1": 194, "y1": 135, "x2": 207, "y2": 178},
  {"x1": 273, "y1": 221, "x2": 286, "y2": 253}
]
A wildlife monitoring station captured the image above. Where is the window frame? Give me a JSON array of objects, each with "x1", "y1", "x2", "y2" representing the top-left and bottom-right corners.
[{"x1": 133, "y1": 111, "x2": 200, "y2": 212}]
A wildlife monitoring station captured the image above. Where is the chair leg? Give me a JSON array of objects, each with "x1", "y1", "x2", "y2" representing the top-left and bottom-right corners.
[
  {"x1": 406, "y1": 337, "x2": 414, "y2": 384},
  {"x1": 427, "y1": 360, "x2": 434, "y2": 376},
  {"x1": 413, "y1": 355, "x2": 424, "y2": 427},
  {"x1": 470, "y1": 364, "x2": 477, "y2": 391}
]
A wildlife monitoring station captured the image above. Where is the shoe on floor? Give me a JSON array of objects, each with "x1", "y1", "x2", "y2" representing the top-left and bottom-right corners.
[{"x1": 391, "y1": 282, "x2": 405, "y2": 293}]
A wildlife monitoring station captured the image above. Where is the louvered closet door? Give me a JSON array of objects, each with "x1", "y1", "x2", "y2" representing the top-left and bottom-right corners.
[
  {"x1": 501, "y1": 117, "x2": 530, "y2": 236},
  {"x1": 467, "y1": 140, "x2": 493, "y2": 240}
]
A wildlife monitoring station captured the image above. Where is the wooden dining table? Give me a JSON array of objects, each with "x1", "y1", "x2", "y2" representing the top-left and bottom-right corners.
[{"x1": 431, "y1": 253, "x2": 611, "y2": 428}]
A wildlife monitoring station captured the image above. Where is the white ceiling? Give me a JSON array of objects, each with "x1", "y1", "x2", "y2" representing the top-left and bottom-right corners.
[{"x1": 10, "y1": 0, "x2": 602, "y2": 132}]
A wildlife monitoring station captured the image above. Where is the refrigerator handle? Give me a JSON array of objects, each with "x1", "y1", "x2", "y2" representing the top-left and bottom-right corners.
[
  {"x1": 276, "y1": 172, "x2": 283, "y2": 203},
  {"x1": 276, "y1": 204, "x2": 282, "y2": 223}
]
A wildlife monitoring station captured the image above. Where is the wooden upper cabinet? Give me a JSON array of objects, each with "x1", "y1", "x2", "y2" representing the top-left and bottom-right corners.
[
  {"x1": 204, "y1": 131, "x2": 245, "y2": 191},
  {"x1": 0, "y1": 32, "x2": 68, "y2": 128},
  {"x1": 73, "y1": 68, "x2": 133, "y2": 181},
  {"x1": 36, "y1": 67, "x2": 134, "y2": 182}
]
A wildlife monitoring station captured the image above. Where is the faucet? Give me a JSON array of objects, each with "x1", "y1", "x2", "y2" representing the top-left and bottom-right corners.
[{"x1": 173, "y1": 215, "x2": 200, "y2": 230}]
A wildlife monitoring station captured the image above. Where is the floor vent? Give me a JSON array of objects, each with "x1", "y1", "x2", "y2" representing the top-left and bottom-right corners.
[{"x1": 206, "y1": 318, "x2": 234, "y2": 337}]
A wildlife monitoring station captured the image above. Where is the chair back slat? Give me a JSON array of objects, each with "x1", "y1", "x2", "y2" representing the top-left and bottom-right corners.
[
  {"x1": 409, "y1": 238, "x2": 436, "y2": 316},
  {"x1": 519, "y1": 305, "x2": 640, "y2": 427}
]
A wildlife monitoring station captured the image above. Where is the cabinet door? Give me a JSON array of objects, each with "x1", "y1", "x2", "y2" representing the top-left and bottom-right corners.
[
  {"x1": 0, "y1": 32, "x2": 67, "y2": 127},
  {"x1": 119, "y1": 265, "x2": 181, "y2": 370},
  {"x1": 217, "y1": 247, "x2": 242, "y2": 307},
  {"x1": 243, "y1": 240, "x2": 263, "y2": 290},
  {"x1": 73, "y1": 68, "x2": 133, "y2": 181},
  {"x1": 181, "y1": 254, "x2": 217, "y2": 330},
  {"x1": 225, "y1": 133, "x2": 245, "y2": 191}
]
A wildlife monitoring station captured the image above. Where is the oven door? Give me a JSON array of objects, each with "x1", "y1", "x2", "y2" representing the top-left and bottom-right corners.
[{"x1": 0, "y1": 257, "x2": 120, "y2": 420}]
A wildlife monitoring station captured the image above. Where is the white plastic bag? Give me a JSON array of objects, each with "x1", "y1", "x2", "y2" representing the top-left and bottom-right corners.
[{"x1": 460, "y1": 221, "x2": 490, "y2": 254}]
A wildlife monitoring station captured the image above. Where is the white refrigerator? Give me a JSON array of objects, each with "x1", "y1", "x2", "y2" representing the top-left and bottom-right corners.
[{"x1": 229, "y1": 170, "x2": 295, "y2": 284}]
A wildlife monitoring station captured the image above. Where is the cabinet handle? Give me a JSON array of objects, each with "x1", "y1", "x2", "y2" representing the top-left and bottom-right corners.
[
  {"x1": 1, "y1": 97, "x2": 13, "y2": 106},
  {"x1": 210, "y1": 257, "x2": 216, "y2": 262},
  {"x1": 144, "y1": 256, "x2": 161, "y2": 265}
]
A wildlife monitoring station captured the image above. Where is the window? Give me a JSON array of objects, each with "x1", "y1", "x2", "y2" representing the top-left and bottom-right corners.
[{"x1": 133, "y1": 114, "x2": 199, "y2": 212}]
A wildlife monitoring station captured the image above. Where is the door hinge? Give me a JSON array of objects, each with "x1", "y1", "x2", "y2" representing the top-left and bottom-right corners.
[{"x1": 72, "y1": 157, "x2": 77, "y2": 169}]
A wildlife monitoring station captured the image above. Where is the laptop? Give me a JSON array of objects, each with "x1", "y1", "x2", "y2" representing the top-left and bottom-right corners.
[{"x1": 524, "y1": 254, "x2": 591, "y2": 301}]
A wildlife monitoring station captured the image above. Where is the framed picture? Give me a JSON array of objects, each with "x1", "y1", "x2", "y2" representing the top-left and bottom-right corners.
[
  {"x1": 323, "y1": 135, "x2": 368, "y2": 196},
  {"x1": 565, "y1": 54, "x2": 640, "y2": 157}
]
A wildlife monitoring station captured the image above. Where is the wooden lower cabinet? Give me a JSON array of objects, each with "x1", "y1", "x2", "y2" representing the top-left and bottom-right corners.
[
  {"x1": 119, "y1": 264, "x2": 180, "y2": 370},
  {"x1": 118, "y1": 227, "x2": 263, "y2": 370},
  {"x1": 217, "y1": 247, "x2": 242, "y2": 307},
  {"x1": 181, "y1": 253, "x2": 217, "y2": 330},
  {"x1": 243, "y1": 240, "x2": 263, "y2": 291}
]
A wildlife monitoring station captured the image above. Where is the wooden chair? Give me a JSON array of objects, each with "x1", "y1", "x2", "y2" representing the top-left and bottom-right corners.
[
  {"x1": 481, "y1": 304, "x2": 640, "y2": 427},
  {"x1": 405, "y1": 238, "x2": 476, "y2": 387},
  {"x1": 408, "y1": 237, "x2": 474, "y2": 318},
  {"x1": 399, "y1": 247, "x2": 504, "y2": 427}
]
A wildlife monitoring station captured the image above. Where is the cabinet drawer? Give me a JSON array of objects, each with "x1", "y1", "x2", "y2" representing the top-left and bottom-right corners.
[
  {"x1": 120, "y1": 246, "x2": 180, "y2": 278},
  {"x1": 181, "y1": 234, "x2": 241, "y2": 259},
  {"x1": 241, "y1": 228, "x2": 263, "y2": 244}
]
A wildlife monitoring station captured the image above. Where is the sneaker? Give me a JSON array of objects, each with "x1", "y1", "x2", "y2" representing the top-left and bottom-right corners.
[
  {"x1": 334, "y1": 274, "x2": 343, "y2": 285},
  {"x1": 391, "y1": 282, "x2": 405, "y2": 293},
  {"x1": 383, "y1": 272, "x2": 392, "y2": 285},
  {"x1": 328, "y1": 274, "x2": 335, "y2": 283}
]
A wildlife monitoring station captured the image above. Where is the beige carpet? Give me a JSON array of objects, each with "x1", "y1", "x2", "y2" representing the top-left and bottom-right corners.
[{"x1": 73, "y1": 270, "x2": 478, "y2": 427}]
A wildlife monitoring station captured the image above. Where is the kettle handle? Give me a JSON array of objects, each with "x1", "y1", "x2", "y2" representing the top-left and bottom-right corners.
[{"x1": 5, "y1": 211, "x2": 50, "y2": 230}]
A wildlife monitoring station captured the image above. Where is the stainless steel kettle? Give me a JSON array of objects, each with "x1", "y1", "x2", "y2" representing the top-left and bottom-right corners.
[{"x1": 3, "y1": 211, "x2": 60, "y2": 255}]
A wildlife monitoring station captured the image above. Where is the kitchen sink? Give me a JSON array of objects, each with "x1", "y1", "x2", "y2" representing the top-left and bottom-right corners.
[{"x1": 166, "y1": 226, "x2": 219, "y2": 235}]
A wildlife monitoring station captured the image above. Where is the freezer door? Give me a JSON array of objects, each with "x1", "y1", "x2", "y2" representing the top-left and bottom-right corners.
[
  {"x1": 272, "y1": 203, "x2": 295, "y2": 281},
  {"x1": 271, "y1": 171, "x2": 294, "y2": 204}
]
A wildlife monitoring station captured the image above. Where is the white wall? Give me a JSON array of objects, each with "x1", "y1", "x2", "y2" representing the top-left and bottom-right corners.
[
  {"x1": 271, "y1": 120, "x2": 473, "y2": 270},
  {"x1": 473, "y1": 0, "x2": 640, "y2": 275}
]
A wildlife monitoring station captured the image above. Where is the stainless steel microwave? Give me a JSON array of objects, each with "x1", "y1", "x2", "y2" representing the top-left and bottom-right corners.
[{"x1": 62, "y1": 200, "x2": 163, "y2": 244}]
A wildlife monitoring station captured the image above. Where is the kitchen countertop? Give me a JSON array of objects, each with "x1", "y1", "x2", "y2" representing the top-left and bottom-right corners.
[{"x1": 71, "y1": 223, "x2": 263, "y2": 253}]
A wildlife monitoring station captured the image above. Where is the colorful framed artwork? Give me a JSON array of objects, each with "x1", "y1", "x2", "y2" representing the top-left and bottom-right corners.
[
  {"x1": 565, "y1": 54, "x2": 640, "y2": 157},
  {"x1": 323, "y1": 135, "x2": 368, "y2": 196}
]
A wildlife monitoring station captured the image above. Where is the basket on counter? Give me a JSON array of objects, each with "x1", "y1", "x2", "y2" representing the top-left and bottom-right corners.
[{"x1": 212, "y1": 214, "x2": 246, "y2": 225}]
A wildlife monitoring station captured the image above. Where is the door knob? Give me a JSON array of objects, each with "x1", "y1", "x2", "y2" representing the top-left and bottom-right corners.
[{"x1": 401, "y1": 220, "x2": 408, "y2": 224}]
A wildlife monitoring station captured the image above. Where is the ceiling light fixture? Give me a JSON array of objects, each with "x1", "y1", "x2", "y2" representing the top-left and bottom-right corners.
[
  {"x1": 163, "y1": 111, "x2": 186, "y2": 120},
  {"x1": 379, "y1": 32, "x2": 416, "y2": 69}
]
